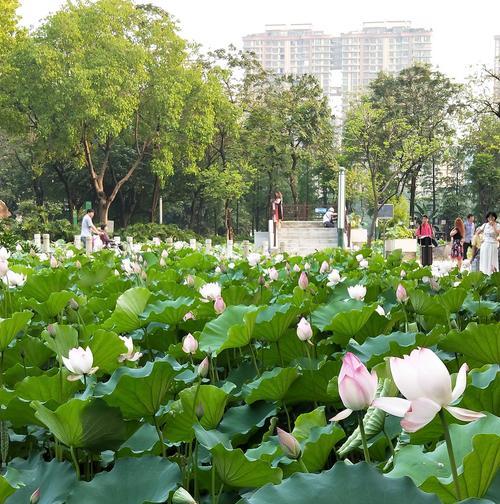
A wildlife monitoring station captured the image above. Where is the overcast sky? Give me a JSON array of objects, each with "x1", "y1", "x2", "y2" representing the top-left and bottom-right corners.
[{"x1": 18, "y1": 0, "x2": 500, "y2": 82}]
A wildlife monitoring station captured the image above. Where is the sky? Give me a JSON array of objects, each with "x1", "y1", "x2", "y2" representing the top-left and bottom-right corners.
[{"x1": 17, "y1": 0, "x2": 500, "y2": 82}]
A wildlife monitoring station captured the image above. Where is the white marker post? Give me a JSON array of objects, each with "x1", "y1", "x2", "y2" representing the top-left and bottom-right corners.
[{"x1": 337, "y1": 167, "x2": 345, "y2": 249}]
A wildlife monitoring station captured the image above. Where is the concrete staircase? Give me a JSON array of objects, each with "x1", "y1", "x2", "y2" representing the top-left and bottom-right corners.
[{"x1": 277, "y1": 221, "x2": 338, "y2": 255}]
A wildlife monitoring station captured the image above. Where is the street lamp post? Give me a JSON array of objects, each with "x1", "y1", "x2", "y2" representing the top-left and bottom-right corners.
[{"x1": 337, "y1": 167, "x2": 345, "y2": 248}]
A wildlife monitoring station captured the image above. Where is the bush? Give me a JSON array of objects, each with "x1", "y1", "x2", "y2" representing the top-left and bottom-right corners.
[{"x1": 120, "y1": 223, "x2": 201, "y2": 243}]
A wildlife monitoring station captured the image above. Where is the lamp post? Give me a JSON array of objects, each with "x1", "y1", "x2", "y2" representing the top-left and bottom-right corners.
[
  {"x1": 159, "y1": 197, "x2": 163, "y2": 225},
  {"x1": 337, "y1": 167, "x2": 345, "y2": 248}
]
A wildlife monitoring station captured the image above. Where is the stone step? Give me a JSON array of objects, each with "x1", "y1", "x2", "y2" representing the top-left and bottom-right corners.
[
  {"x1": 279, "y1": 231, "x2": 338, "y2": 239},
  {"x1": 281, "y1": 221, "x2": 327, "y2": 229}
]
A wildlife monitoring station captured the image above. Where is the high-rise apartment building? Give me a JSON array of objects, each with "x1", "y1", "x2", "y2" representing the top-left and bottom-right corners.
[
  {"x1": 341, "y1": 21, "x2": 432, "y2": 107},
  {"x1": 243, "y1": 21, "x2": 432, "y2": 116},
  {"x1": 242, "y1": 24, "x2": 342, "y2": 115}
]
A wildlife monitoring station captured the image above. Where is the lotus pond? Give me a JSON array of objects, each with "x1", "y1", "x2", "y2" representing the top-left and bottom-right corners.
[{"x1": 0, "y1": 243, "x2": 498, "y2": 504}]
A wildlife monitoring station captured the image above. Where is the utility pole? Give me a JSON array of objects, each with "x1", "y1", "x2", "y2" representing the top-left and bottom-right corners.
[{"x1": 337, "y1": 167, "x2": 345, "y2": 248}]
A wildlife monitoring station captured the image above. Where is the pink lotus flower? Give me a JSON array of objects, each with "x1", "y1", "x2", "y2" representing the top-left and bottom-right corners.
[
  {"x1": 293, "y1": 264, "x2": 300, "y2": 273},
  {"x1": 298, "y1": 271, "x2": 308, "y2": 290},
  {"x1": 396, "y1": 284, "x2": 408, "y2": 303},
  {"x1": 182, "y1": 333, "x2": 198, "y2": 354},
  {"x1": 183, "y1": 311, "x2": 195, "y2": 321},
  {"x1": 330, "y1": 352, "x2": 378, "y2": 421},
  {"x1": 296, "y1": 317, "x2": 313, "y2": 342},
  {"x1": 319, "y1": 260, "x2": 329, "y2": 274},
  {"x1": 214, "y1": 296, "x2": 226, "y2": 314},
  {"x1": 268, "y1": 267, "x2": 279, "y2": 281},
  {"x1": 276, "y1": 427, "x2": 301, "y2": 459},
  {"x1": 198, "y1": 357, "x2": 209, "y2": 378},
  {"x1": 373, "y1": 348, "x2": 485, "y2": 432}
]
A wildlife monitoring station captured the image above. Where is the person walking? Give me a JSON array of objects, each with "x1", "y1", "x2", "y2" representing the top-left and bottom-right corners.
[
  {"x1": 476, "y1": 212, "x2": 500, "y2": 275},
  {"x1": 415, "y1": 214, "x2": 435, "y2": 266},
  {"x1": 80, "y1": 208, "x2": 99, "y2": 247},
  {"x1": 450, "y1": 217, "x2": 465, "y2": 270},
  {"x1": 463, "y1": 214, "x2": 475, "y2": 260}
]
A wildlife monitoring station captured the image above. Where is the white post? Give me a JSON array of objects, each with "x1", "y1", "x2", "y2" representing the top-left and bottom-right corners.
[
  {"x1": 205, "y1": 238, "x2": 212, "y2": 251},
  {"x1": 166, "y1": 237, "x2": 173, "y2": 246},
  {"x1": 159, "y1": 197, "x2": 163, "y2": 225},
  {"x1": 126, "y1": 236, "x2": 133, "y2": 251},
  {"x1": 337, "y1": 167, "x2": 345, "y2": 249},
  {"x1": 34, "y1": 233, "x2": 41, "y2": 249},
  {"x1": 226, "y1": 239, "x2": 233, "y2": 257},
  {"x1": 74, "y1": 235, "x2": 81, "y2": 249},
  {"x1": 85, "y1": 236, "x2": 93, "y2": 255},
  {"x1": 189, "y1": 238, "x2": 197, "y2": 250},
  {"x1": 242, "y1": 240, "x2": 250, "y2": 258},
  {"x1": 152, "y1": 237, "x2": 161, "y2": 246},
  {"x1": 268, "y1": 219, "x2": 274, "y2": 251},
  {"x1": 42, "y1": 234, "x2": 50, "y2": 253}
]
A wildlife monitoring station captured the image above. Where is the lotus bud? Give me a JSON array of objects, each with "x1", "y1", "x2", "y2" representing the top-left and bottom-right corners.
[
  {"x1": 396, "y1": 284, "x2": 408, "y2": 303},
  {"x1": 319, "y1": 260, "x2": 329, "y2": 274},
  {"x1": 172, "y1": 487, "x2": 197, "y2": 504},
  {"x1": 185, "y1": 274, "x2": 195, "y2": 287},
  {"x1": 47, "y1": 324, "x2": 56, "y2": 336},
  {"x1": 30, "y1": 488, "x2": 40, "y2": 504},
  {"x1": 198, "y1": 357, "x2": 209, "y2": 378},
  {"x1": 159, "y1": 257, "x2": 166, "y2": 267},
  {"x1": 293, "y1": 264, "x2": 300, "y2": 273},
  {"x1": 182, "y1": 333, "x2": 198, "y2": 354},
  {"x1": 183, "y1": 311, "x2": 195, "y2": 321},
  {"x1": 296, "y1": 317, "x2": 313, "y2": 342},
  {"x1": 0, "y1": 261, "x2": 7, "y2": 277},
  {"x1": 268, "y1": 267, "x2": 279, "y2": 281},
  {"x1": 356, "y1": 254, "x2": 364, "y2": 262},
  {"x1": 68, "y1": 298, "x2": 79, "y2": 311},
  {"x1": 400, "y1": 270, "x2": 407, "y2": 278},
  {"x1": 214, "y1": 296, "x2": 226, "y2": 315},
  {"x1": 304, "y1": 262, "x2": 311, "y2": 271},
  {"x1": 30, "y1": 249, "x2": 37, "y2": 257},
  {"x1": 50, "y1": 256, "x2": 58, "y2": 268},
  {"x1": 276, "y1": 427, "x2": 301, "y2": 459},
  {"x1": 375, "y1": 305, "x2": 385, "y2": 316},
  {"x1": 258, "y1": 275, "x2": 266, "y2": 286},
  {"x1": 298, "y1": 271, "x2": 308, "y2": 290},
  {"x1": 359, "y1": 259, "x2": 369, "y2": 269},
  {"x1": 195, "y1": 403, "x2": 204, "y2": 419},
  {"x1": 75, "y1": 260, "x2": 81, "y2": 269}
]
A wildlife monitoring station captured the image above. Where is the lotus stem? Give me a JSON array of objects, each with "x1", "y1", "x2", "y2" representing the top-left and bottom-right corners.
[
  {"x1": 70, "y1": 445, "x2": 80, "y2": 480},
  {"x1": 357, "y1": 411, "x2": 371, "y2": 463},
  {"x1": 248, "y1": 344, "x2": 260, "y2": 377},
  {"x1": 439, "y1": 410, "x2": 462, "y2": 501},
  {"x1": 276, "y1": 340, "x2": 284, "y2": 367},
  {"x1": 153, "y1": 416, "x2": 166, "y2": 458},
  {"x1": 298, "y1": 458, "x2": 309, "y2": 473}
]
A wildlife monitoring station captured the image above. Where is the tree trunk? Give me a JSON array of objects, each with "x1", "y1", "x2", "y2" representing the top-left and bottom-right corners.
[
  {"x1": 367, "y1": 206, "x2": 379, "y2": 246},
  {"x1": 53, "y1": 164, "x2": 75, "y2": 221},
  {"x1": 32, "y1": 176, "x2": 44, "y2": 206},
  {"x1": 150, "y1": 176, "x2": 160, "y2": 223},
  {"x1": 224, "y1": 199, "x2": 233, "y2": 240},
  {"x1": 432, "y1": 157, "x2": 436, "y2": 215},
  {"x1": 97, "y1": 197, "x2": 110, "y2": 225},
  {"x1": 409, "y1": 172, "x2": 418, "y2": 220}
]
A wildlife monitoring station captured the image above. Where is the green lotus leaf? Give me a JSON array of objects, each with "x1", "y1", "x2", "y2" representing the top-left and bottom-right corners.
[
  {"x1": 15, "y1": 371, "x2": 80, "y2": 404},
  {"x1": 239, "y1": 462, "x2": 439, "y2": 503},
  {"x1": 141, "y1": 297, "x2": 194, "y2": 325},
  {"x1": 66, "y1": 456, "x2": 180, "y2": 504},
  {"x1": 193, "y1": 424, "x2": 232, "y2": 450},
  {"x1": 312, "y1": 299, "x2": 365, "y2": 332},
  {"x1": 253, "y1": 303, "x2": 300, "y2": 342},
  {"x1": 4, "y1": 456, "x2": 77, "y2": 504},
  {"x1": 287, "y1": 360, "x2": 340, "y2": 404},
  {"x1": 163, "y1": 384, "x2": 228, "y2": 443},
  {"x1": 102, "y1": 287, "x2": 151, "y2": 334},
  {"x1": 4, "y1": 335, "x2": 52, "y2": 369},
  {"x1": 117, "y1": 423, "x2": 159, "y2": 456},
  {"x1": 438, "y1": 287, "x2": 467, "y2": 314},
  {"x1": 41, "y1": 324, "x2": 78, "y2": 360},
  {"x1": 89, "y1": 329, "x2": 128, "y2": 373},
  {"x1": 462, "y1": 298, "x2": 498, "y2": 319},
  {"x1": 93, "y1": 356, "x2": 189, "y2": 419},
  {"x1": 0, "y1": 311, "x2": 32, "y2": 352},
  {"x1": 0, "y1": 476, "x2": 16, "y2": 503},
  {"x1": 0, "y1": 390, "x2": 42, "y2": 428},
  {"x1": 460, "y1": 365, "x2": 500, "y2": 416},
  {"x1": 389, "y1": 415, "x2": 500, "y2": 502},
  {"x1": 409, "y1": 290, "x2": 445, "y2": 317},
  {"x1": 20, "y1": 269, "x2": 70, "y2": 301},
  {"x1": 199, "y1": 305, "x2": 262, "y2": 354},
  {"x1": 26, "y1": 291, "x2": 74, "y2": 319},
  {"x1": 33, "y1": 398, "x2": 127, "y2": 450},
  {"x1": 211, "y1": 443, "x2": 282, "y2": 488},
  {"x1": 243, "y1": 367, "x2": 300, "y2": 405},
  {"x1": 439, "y1": 323, "x2": 500, "y2": 365}
]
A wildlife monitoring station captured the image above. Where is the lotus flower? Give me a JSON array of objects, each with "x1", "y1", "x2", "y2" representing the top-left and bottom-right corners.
[
  {"x1": 30, "y1": 488, "x2": 40, "y2": 504},
  {"x1": 268, "y1": 267, "x2": 279, "y2": 281},
  {"x1": 296, "y1": 317, "x2": 313, "y2": 343},
  {"x1": 247, "y1": 252, "x2": 261, "y2": 267},
  {"x1": 38, "y1": 253, "x2": 48, "y2": 262},
  {"x1": 66, "y1": 250, "x2": 74, "y2": 259},
  {"x1": 75, "y1": 260, "x2": 81, "y2": 269},
  {"x1": 62, "y1": 346, "x2": 98, "y2": 381},
  {"x1": 198, "y1": 357, "x2": 209, "y2": 378},
  {"x1": 276, "y1": 427, "x2": 301, "y2": 459},
  {"x1": 400, "y1": 270, "x2": 407, "y2": 278},
  {"x1": 348, "y1": 285, "x2": 366, "y2": 301},
  {"x1": 304, "y1": 262, "x2": 311, "y2": 271},
  {"x1": 356, "y1": 254, "x2": 364, "y2": 262},
  {"x1": 183, "y1": 311, "x2": 195, "y2": 321},
  {"x1": 2, "y1": 270, "x2": 26, "y2": 287},
  {"x1": 214, "y1": 296, "x2": 226, "y2": 314},
  {"x1": 396, "y1": 284, "x2": 408, "y2": 303},
  {"x1": 327, "y1": 269, "x2": 343, "y2": 287},
  {"x1": 50, "y1": 256, "x2": 58, "y2": 268},
  {"x1": 118, "y1": 336, "x2": 142, "y2": 362},
  {"x1": 293, "y1": 264, "x2": 301, "y2": 273},
  {"x1": 182, "y1": 333, "x2": 198, "y2": 354},
  {"x1": 331, "y1": 352, "x2": 378, "y2": 421},
  {"x1": 274, "y1": 254, "x2": 284, "y2": 263},
  {"x1": 172, "y1": 487, "x2": 197, "y2": 504},
  {"x1": 373, "y1": 348, "x2": 485, "y2": 432},
  {"x1": 375, "y1": 305, "x2": 386, "y2": 316},
  {"x1": 0, "y1": 260, "x2": 8, "y2": 277},
  {"x1": 199, "y1": 282, "x2": 221, "y2": 302},
  {"x1": 0, "y1": 247, "x2": 10, "y2": 261},
  {"x1": 359, "y1": 259, "x2": 369, "y2": 269},
  {"x1": 319, "y1": 260, "x2": 329, "y2": 274},
  {"x1": 298, "y1": 271, "x2": 308, "y2": 290}
]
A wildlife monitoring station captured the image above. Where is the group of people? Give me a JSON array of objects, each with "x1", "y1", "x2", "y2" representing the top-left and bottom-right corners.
[
  {"x1": 416, "y1": 212, "x2": 500, "y2": 275},
  {"x1": 80, "y1": 209, "x2": 114, "y2": 249}
]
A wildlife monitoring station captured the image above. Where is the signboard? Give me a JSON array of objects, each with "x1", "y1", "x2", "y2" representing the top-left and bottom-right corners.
[
  {"x1": 378, "y1": 204, "x2": 394, "y2": 219},
  {"x1": 315, "y1": 207, "x2": 327, "y2": 215},
  {"x1": 84, "y1": 201, "x2": 92, "y2": 210}
]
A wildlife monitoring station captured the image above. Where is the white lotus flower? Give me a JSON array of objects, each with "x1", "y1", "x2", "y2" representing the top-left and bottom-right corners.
[
  {"x1": 174, "y1": 241, "x2": 185, "y2": 250},
  {"x1": 293, "y1": 264, "x2": 301, "y2": 273},
  {"x1": 247, "y1": 253, "x2": 261, "y2": 267},
  {"x1": 62, "y1": 346, "x2": 98, "y2": 381},
  {"x1": 319, "y1": 261, "x2": 329, "y2": 274},
  {"x1": 304, "y1": 262, "x2": 311, "y2": 271},
  {"x1": 199, "y1": 282, "x2": 221, "y2": 302},
  {"x1": 359, "y1": 259, "x2": 369, "y2": 269},
  {"x1": 50, "y1": 256, "x2": 58, "y2": 268},
  {"x1": 274, "y1": 254, "x2": 284, "y2": 264},
  {"x1": 375, "y1": 305, "x2": 386, "y2": 316},
  {"x1": 228, "y1": 262, "x2": 235, "y2": 269},
  {"x1": 118, "y1": 336, "x2": 142, "y2": 363},
  {"x1": 0, "y1": 247, "x2": 10, "y2": 261},
  {"x1": 0, "y1": 260, "x2": 8, "y2": 277},
  {"x1": 268, "y1": 267, "x2": 279, "y2": 281},
  {"x1": 327, "y1": 269, "x2": 343, "y2": 287},
  {"x1": 348, "y1": 285, "x2": 366, "y2": 301},
  {"x1": 2, "y1": 270, "x2": 26, "y2": 287},
  {"x1": 15, "y1": 244, "x2": 22, "y2": 252},
  {"x1": 356, "y1": 254, "x2": 364, "y2": 262},
  {"x1": 38, "y1": 253, "x2": 48, "y2": 262},
  {"x1": 66, "y1": 250, "x2": 74, "y2": 259}
]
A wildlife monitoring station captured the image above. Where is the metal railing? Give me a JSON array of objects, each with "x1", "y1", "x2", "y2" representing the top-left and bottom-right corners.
[{"x1": 282, "y1": 203, "x2": 334, "y2": 221}]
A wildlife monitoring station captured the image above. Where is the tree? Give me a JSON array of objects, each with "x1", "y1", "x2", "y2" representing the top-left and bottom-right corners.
[
  {"x1": 0, "y1": 0, "x2": 217, "y2": 223},
  {"x1": 342, "y1": 100, "x2": 434, "y2": 245},
  {"x1": 369, "y1": 65, "x2": 461, "y2": 218}
]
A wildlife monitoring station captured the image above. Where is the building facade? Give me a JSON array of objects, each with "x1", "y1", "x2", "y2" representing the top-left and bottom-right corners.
[{"x1": 243, "y1": 21, "x2": 432, "y2": 116}]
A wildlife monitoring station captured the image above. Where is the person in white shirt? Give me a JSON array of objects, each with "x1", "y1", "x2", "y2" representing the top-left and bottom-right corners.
[
  {"x1": 80, "y1": 209, "x2": 99, "y2": 247},
  {"x1": 323, "y1": 207, "x2": 336, "y2": 228},
  {"x1": 476, "y1": 211, "x2": 500, "y2": 275}
]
